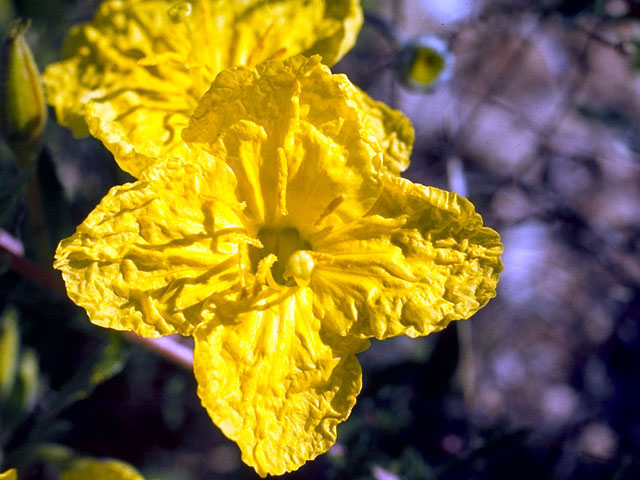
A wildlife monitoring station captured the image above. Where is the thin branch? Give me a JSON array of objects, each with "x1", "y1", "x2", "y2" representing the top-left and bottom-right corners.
[
  {"x1": 122, "y1": 333, "x2": 193, "y2": 371},
  {"x1": 0, "y1": 229, "x2": 193, "y2": 370},
  {"x1": 446, "y1": 157, "x2": 477, "y2": 412},
  {"x1": 26, "y1": 173, "x2": 53, "y2": 266}
]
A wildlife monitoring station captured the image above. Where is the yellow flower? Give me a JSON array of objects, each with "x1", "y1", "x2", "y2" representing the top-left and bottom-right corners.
[
  {"x1": 0, "y1": 459, "x2": 144, "y2": 480},
  {"x1": 44, "y1": 0, "x2": 413, "y2": 177},
  {"x1": 0, "y1": 469, "x2": 17, "y2": 480},
  {"x1": 55, "y1": 56, "x2": 502, "y2": 476},
  {"x1": 60, "y1": 458, "x2": 145, "y2": 480}
]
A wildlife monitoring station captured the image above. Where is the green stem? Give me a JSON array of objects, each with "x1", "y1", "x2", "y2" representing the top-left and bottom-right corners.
[{"x1": 26, "y1": 171, "x2": 52, "y2": 265}]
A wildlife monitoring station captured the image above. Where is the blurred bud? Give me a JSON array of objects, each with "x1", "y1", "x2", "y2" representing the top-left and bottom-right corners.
[
  {"x1": 0, "y1": 19, "x2": 47, "y2": 165},
  {"x1": 396, "y1": 35, "x2": 454, "y2": 91},
  {"x1": 15, "y1": 347, "x2": 40, "y2": 416},
  {"x1": 2, "y1": 347, "x2": 41, "y2": 435},
  {"x1": 0, "y1": 308, "x2": 19, "y2": 402}
]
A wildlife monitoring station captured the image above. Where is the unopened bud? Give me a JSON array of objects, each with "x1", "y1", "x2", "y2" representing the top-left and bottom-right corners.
[
  {"x1": 0, "y1": 19, "x2": 47, "y2": 165},
  {"x1": 0, "y1": 308, "x2": 19, "y2": 402},
  {"x1": 397, "y1": 35, "x2": 454, "y2": 91}
]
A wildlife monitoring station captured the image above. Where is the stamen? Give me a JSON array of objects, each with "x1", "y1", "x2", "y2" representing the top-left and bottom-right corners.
[
  {"x1": 313, "y1": 195, "x2": 345, "y2": 227},
  {"x1": 169, "y1": 2, "x2": 195, "y2": 45},
  {"x1": 283, "y1": 81, "x2": 301, "y2": 151},
  {"x1": 237, "y1": 250, "x2": 246, "y2": 289},
  {"x1": 246, "y1": 24, "x2": 276, "y2": 66},
  {"x1": 276, "y1": 147, "x2": 288, "y2": 216},
  {"x1": 197, "y1": 0, "x2": 213, "y2": 49},
  {"x1": 255, "y1": 254, "x2": 283, "y2": 291},
  {"x1": 264, "y1": 265, "x2": 285, "y2": 291}
]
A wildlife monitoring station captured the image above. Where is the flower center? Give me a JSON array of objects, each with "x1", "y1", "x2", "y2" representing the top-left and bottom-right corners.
[{"x1": 249, "y1": 227, "x2": 312, "y2": 286}]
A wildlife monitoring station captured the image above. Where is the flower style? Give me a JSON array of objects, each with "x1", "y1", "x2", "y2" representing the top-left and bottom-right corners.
[
  {"x1": 44, "y1": 0, "x2": 413, "y2": 177},
  {"x1": 54, "y1": 56, "x2": 502, "y2": 476}
]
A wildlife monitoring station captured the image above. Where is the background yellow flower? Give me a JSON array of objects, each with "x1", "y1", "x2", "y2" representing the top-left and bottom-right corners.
[{"x1": 43, "y1": 0, "x2": 411, "y2": 178}]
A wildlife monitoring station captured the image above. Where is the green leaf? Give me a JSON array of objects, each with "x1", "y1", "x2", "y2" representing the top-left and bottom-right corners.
[
  {"x1": 0, "y1": 253, "x2": 10, "y2": 275},
  {"x1": 3, "y1": 441, "x2": 75, "y2": 474},
  {"x1": 47, "y1": 334, "x2": 128, "y2": 418},
  {"x1": 161, "y1": 374, "x2": 188, "y2": 432},
  {"x1": 36, "y1": 147, "x2": 72, "y2": 244},
  {"x1": 0, "y1": 0, "x2": 15, "y2": 26},
  {"x1": 15, "y1": 336, "x2": 127, "y2": 450},
  {"x1": 14, "y1": 347, "x2": 41, "y2": 416},
  {"x1": 0, "y1": 308, "x2": 19, "y2": 403},
  {"x1": 30, "y1": 443, "x2": 75, "y2": 470},
  {"x1": 1, "y1": 347, "x2": 42, "y2": 443},
  {"x1": 0, "y1": 163, "x2": 28, "y2": 228}
]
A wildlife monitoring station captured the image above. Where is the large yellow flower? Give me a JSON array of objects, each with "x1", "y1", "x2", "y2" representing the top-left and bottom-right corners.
[
  {"x1": 44, "y1": 0, "x2": 412, "y2": 177},
  {"x1": 54, "y1": 56, "x2": 502, "y2": 476}
]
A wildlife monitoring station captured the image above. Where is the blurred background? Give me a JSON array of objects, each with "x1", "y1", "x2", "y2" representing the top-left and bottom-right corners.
[{"x1": 1, "y1": 0, "x2": 640, "y2": 478}]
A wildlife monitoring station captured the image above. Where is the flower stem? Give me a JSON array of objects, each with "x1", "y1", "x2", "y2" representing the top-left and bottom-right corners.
[
  {"x1": 122, "y1": 332, "x2": 193, "y2": 371},
  {"x1": 26, "y1": 170, "x2": 52, "y2": 265},
  {"x1": 446, "y1": 156, "x2": 477, "y2": 410}
]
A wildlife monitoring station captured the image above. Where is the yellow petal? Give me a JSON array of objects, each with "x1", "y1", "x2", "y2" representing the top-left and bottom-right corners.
[
  {"x1": 0, "y1": 469, "x2": 17, "y2": 480},
  {"x1": 356, "y1": 89, "x2": 414, "y2": 175},
  {"x1": 54, "y1": 152, "x2": 249, "y2": 337},
  {"x1": 60, "y1": 458, "x2": 145, "y2": 480},
  {"x1": 44, "y1": 0, "x2": 363, "y2": 178},
  {"x1": 194, "y1": 288, "x2": 368, "y2": 477},
  {"x1": 310, "y1": 174, "x2": 503, "y2": 339},
  {"x1": 183, "y1": 55, "x2": 384, "y2": 230}
]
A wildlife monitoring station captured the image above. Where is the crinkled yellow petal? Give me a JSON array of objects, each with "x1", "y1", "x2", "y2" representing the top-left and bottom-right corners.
[
  {"x1": 309, "y1": 174, "x2": 503, "y2": 340},
  {"x1": 60, "y1": 458, "x2": 145, "y2": 480},
  {"x1": 0, "y1": 469, "x2": 17, "y2": 480},
  {"x1": 194, "y1": 288, "x2": 368, "y2": 477},
  {"x1": 54, "y1": 152, "x2": 250, "y2": 338},
  {"x1": 43, "y1": 0, "x2": 363, "y2": 177},
  {"x1": 184, "y1": 55, "x2": 384, "y2": 231},
  {"x1": 357, "y1": 90, "x2": 414, "y2": 175}
]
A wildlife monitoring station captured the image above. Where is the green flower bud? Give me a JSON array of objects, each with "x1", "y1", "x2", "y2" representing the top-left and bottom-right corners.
[
  {"x1": 0, "y1": 19, "x2": 47, "y2": 165},
  {"x1": 397, "y1": 35, "x2": 454, "y2": 91},
  {"x1": 15, "y1": 347, "x2": 40, "y2": 416},
  {"x1": 0, "y1": 308, "x2": 19, "y2": 402}
]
